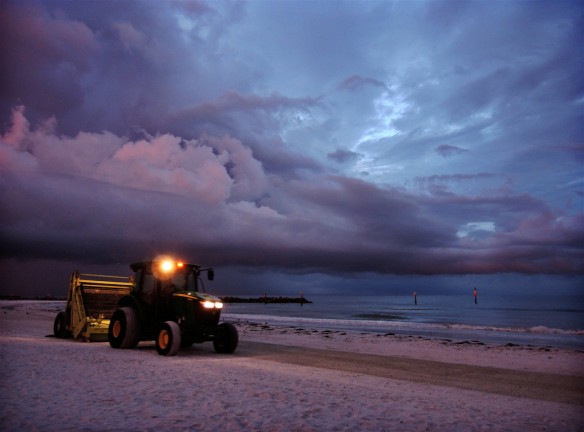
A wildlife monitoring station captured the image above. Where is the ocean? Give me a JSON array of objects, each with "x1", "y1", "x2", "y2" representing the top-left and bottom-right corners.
[{"x1": 222, "y1": 293, "x2": 584, "y2": 350}]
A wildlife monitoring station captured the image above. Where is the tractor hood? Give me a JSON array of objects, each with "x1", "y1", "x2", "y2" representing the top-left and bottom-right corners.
[{"x1": 173, "y1": 291, "x2": 223, "y2": 310}]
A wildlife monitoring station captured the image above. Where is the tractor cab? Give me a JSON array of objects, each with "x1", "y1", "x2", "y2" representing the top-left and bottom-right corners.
[{"x1": 130, "y1": 260, "x2": 214, "y2": 303}]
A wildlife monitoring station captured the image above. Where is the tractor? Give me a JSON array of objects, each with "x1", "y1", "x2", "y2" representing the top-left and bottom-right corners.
[{"x1": 108, "y1": 258, "x2": 238, "y2": 356}]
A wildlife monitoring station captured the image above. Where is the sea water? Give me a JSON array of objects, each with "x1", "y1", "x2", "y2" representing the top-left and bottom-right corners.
[{"x1": 223, "y1": 293, "x2": 584, "y2": 349}]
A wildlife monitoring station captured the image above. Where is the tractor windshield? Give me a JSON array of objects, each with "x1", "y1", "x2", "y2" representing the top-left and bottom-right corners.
[{"x1": 169, "y1": 268, "x2": 198, "y2": 292}]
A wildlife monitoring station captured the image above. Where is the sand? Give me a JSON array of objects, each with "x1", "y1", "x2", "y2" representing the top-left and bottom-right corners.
[{"x1": 1, "y1": 301, "x2": 583, "y2": 431}]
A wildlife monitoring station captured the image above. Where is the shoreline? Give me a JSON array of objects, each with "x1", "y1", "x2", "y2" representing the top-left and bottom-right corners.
[
  {"x1": 224, "y1": 311, "x2": 584, "y2": 351},
  {"x1": 234, "y1": 320, "x2": 584, "y2": 377}
]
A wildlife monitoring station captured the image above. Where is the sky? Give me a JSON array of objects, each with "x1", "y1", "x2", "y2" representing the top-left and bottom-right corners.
[{"x1": 0, "y1": 0, "x2": 583, "y2": 298}]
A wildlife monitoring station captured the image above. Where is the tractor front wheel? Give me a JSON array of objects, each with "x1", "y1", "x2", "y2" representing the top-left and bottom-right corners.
[
  {"x1": 213, "y1": 322, "x2": 238, "y2": 354},
  {"x1": 156, "y1": 321, "x2": 181, "y2": 356},
  {"x1": 108, "y1": 307, "x2": 139, "y2": 349}
]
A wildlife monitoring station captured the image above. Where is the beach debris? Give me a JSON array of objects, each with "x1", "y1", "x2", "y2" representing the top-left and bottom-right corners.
[{"x1": 452, "y1": 340, "x2": 485, "y2": 346}]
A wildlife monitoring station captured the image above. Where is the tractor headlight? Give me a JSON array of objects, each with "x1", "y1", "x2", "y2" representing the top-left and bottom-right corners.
[{"x1": 202, "y1": 301, "x2": 223, "y2": 309}]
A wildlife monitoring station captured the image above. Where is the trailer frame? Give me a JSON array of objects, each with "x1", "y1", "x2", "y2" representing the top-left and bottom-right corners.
[{"x1": 54, "y1": 272, "x2": 134, "y2": 341}]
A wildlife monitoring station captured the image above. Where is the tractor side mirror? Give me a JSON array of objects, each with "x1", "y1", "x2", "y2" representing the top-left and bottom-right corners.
[{"x1": 207, "y1": 269, "x2": 214, "y2": 281}]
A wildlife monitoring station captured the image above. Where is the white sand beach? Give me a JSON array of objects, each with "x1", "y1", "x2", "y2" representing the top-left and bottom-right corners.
[{"x1": 1, "y1": 301, "x2": 583, "y2": 431}]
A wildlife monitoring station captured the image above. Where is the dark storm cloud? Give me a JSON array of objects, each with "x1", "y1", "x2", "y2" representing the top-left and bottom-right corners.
[
  {"x1": 0, "y1": 1, "x2": 97, "y2": 121},
  {"x1": 338, "y1": 75, "x2": 390, "y2": 93},
  {"x1": 167, "y1": 91, "x2": 321, "y2": 151},
  {"x1": 435, "y1": 145, "x2": 468, "y2": 157},
  {"x1": 327, "y1": 149, "x2": 360, "y2": 164},
  {"x1": 0, "y1": 0, "x2": 249, "y2": 136},
  {"x1": 1, "y1": 0, "x2": 582, "y2": 296}
]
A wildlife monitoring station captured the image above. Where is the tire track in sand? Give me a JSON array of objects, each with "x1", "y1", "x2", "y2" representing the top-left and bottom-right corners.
[{"x1": 240, "y1": 341, "x2": 584, "y2": 406}]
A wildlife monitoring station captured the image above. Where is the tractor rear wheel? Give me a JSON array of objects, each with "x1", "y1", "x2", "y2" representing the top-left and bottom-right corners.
[
  {"x1": 213, "y1": 322, "x2": 238, "y2": 354},
  {"x1": 156, "y1": 321, "x2": 181, "y2": 356},
  {"x1": 108, "y1": 307, "x2": 139, "y2": 349},
  {"x1": 53, "y1": 311, "x2": 71, "y2": 338}
]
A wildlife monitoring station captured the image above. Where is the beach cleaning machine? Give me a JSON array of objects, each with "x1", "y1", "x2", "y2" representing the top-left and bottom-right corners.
[
  {"x1": 53, "y1": 272, "x2": 134, "y2": 341},
  {"x1": 52, "y1": 257, "x2": 238, "y2": 356}
]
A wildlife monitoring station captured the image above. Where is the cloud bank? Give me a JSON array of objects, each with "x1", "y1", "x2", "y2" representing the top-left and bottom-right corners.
[{"x1": 2, "y1": 106, "x2": 581, "y2": 277}]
